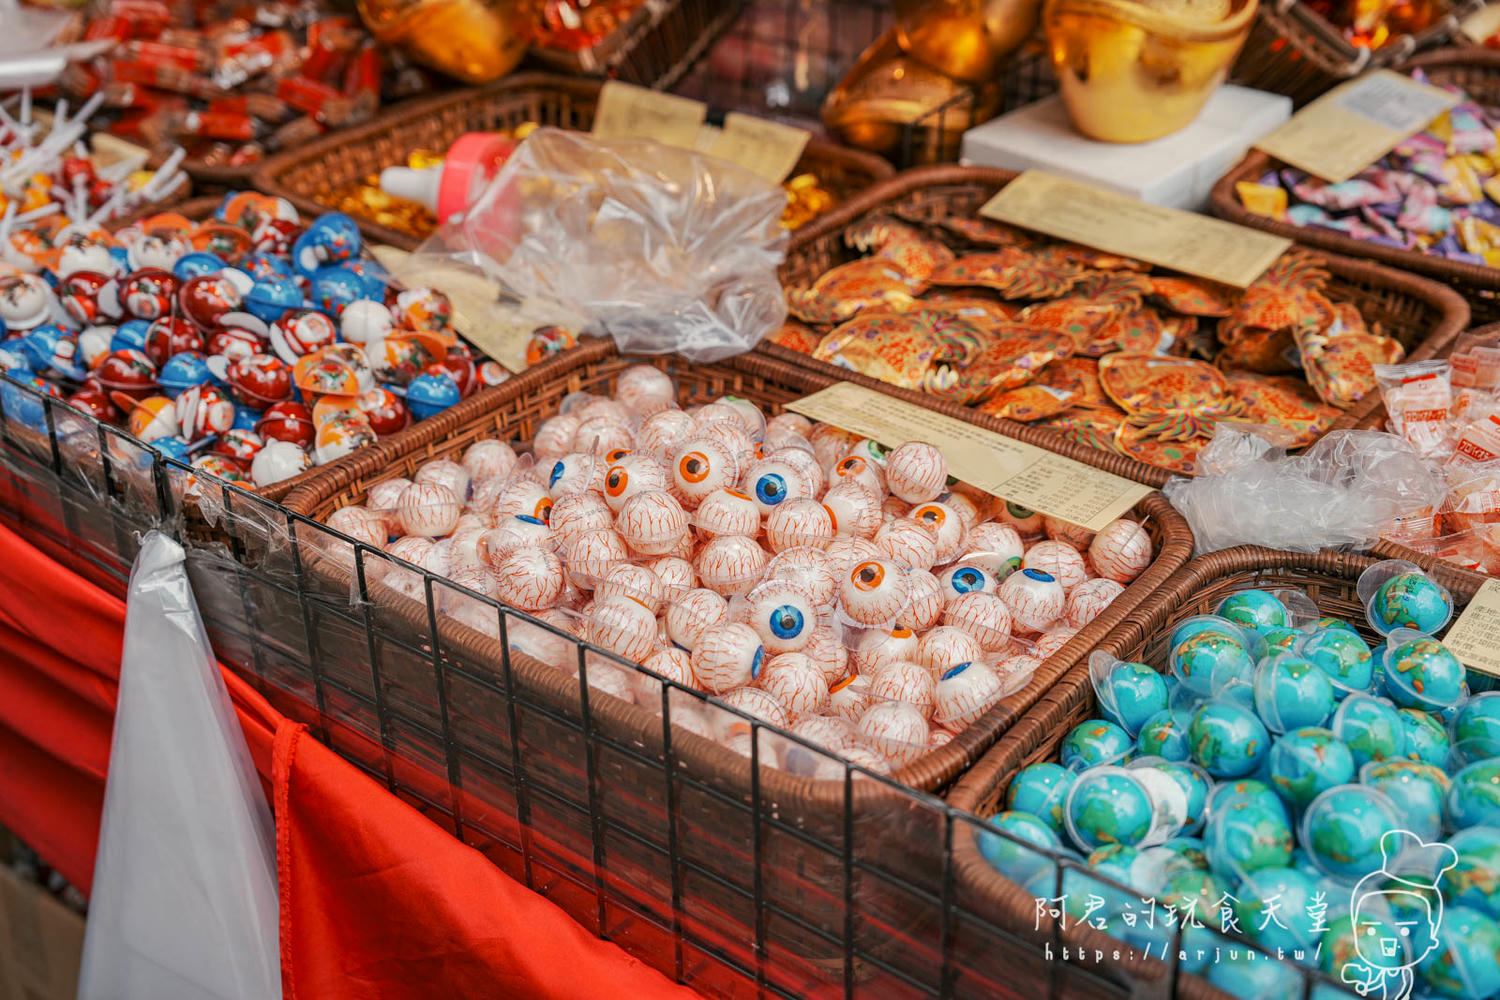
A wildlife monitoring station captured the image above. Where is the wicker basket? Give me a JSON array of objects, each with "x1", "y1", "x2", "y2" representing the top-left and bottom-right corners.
[
  {"x1": 1212, "y1": 48, "x2": 1500, "y2": 323},
  {"x1": 252, "y1": 72, "x2": 895, "y2": 252},
  {"x1": 1229, "y1": 1, "x2": 1482, "y2": 105},
  {"x1": 943, "y1": 545, "x2": 1484, "y2": 1000},
  {"x1": 527, "y1": 0, "x2": 746, "y2": 89},
  {"x1": 776, "y1": 164, "x2": 1471, "y2": 485},
  {"x1": 278, "y1": 336, "x2": 1193, "y2": 974}
]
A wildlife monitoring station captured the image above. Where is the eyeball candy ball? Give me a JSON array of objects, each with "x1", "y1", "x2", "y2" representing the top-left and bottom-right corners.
[
  {"x1": 1170, "y1": 626, "x2": 1252, "y2": 699},
  {"x1": 1067, "y1": 579, "x2": 1125, "y2": 629},
  {"x1": 612, "y1": 364, "x2": 675, "y2": 417},
  {"x1": 827, "y1": 673, "x2": 873, "y2": 723},
  {"x1": 250, "y1": 439, "x2": 312, "y2": 487},
  {"x1": 1362, "y1": 759, "x2": 1448, "y2": 842},
  {"x1": 909, "y1": 501, "x2": 967, "y2": 563},
  {"x1": 565, "y1": 528, "x2": 630, "y2": 590},
  {"x1": 882, "y1": 442, "x2": 946, "y2": 503},
  {"x1": 548, "y1": 492, "x2": 612, "y2": 546},
  {"x1": 671, "y1": 440, "x2": 734, "y2": 508},
  {"x1": 1216, "y1": 589, "x2": 1292, "y2": 633},
  {"x1": 822, "y1": 480, "x2": 881, "y2": 539},
  {"x1": 918, "y1": 626, "x2": 985, "y2": 680},
  {"x1": 1007, "y1": 763, "x2": 1078, "y2": 833},
  {"x1": 695, "y1": 489, "x2": 761, "y2": 538},
  {"x1": 666, "y1": 589, "x2": 728, "y2": 650},
  {"x1": 586, "y1": 597, "x2": 659, "y2": 663},
  {"x1": 766, "y1": 498, "x2": 834, "y2": 552},
  {"x1": 1022, "y1": 541, "x2": 1087, "y2": 592},
  {"x1": 744, "y1": 458, "x2": 808, "y2": 516},
  {"x1": 901, "y1": 570, "x2": 944, "y2": 631},
  {"x1": 869, "y1": 660, "x2": 937, "y2": 715},
  {"x1": 1443, "y1": 828, "x2": 1500, "y2": 920},
  {"x1": 1088, "y1": 519, "x2": 1151, "y2": 584},
  {"x1": 765, "y1": 547, "x2": 836, "y2": 608},
  {"x1": 617, "y1": 490, "x2": 690, "y2": 556},
  {"x1": 479, "y1": 516, "x2": 556, "y2": 564},
  {"x1": 1299, "y1": 785, "x2": 1401, "y2": 880},
  {"x1": 1384, "y1": 638, "x2": 1465, "y2": 712},
  {"x1": 1189, "y1": 701, "x2": 1270, "y2": 778},
  {"x1": 939, "y1": 563, "x2": 997, "y2": 601},
  {"x1": 999, "y1": 568, "x2": 1066, "y2": 633},
  {"x1": 1370, "y1": 571, "x2": 1452, "y2": 636},
  {"x1": 1253, "y1": 655, "x2": 1336, "y2": 733},
  {"x1": 533, "y1": 414, "x2": 579, "y2": 461},
  {"x1": 824, "y1": 535, "x2": 882, "y2": 571},
  {"x1": 596, "y1": 564, "x2": 664, "y2": 614},
  {"x1": 1137, "y1": 709, "x2": 1194, "y2": 762},
  {"x1": 650, "y1": 558, "x2": 696, "y2": 603},
  {"x1": 636, "y1": 410, "x2": 695, "y2": 461},
  {"x1": 461, "y1": 440, "x2": 518, "y2": 484},
  {"x1": 857, "y1": 700, "x2": 929, "y2": 764},
  {"x1": 1267, "y1": 727, "x2": 1355, "y2": 808},
  {"x1": 603, "y1": 454, "x2": 669, "y2": 513},
  {"x1": 746, "y1": 580, "x2": 817, "y2": 654},
  {"x1": 1063, "y1": 768, "x2": 1157, "y2": 851},
  {"x1": 839, "y1": 559, "x2": 909, "y2": 625},
  {"x1": 1098, "y1": 662, "x2": 1170, "y2": 736},
  {"x1": 1203, "y1": 794, "x2": 1293, "y2": 880},
  {"x1": 943, "y1": 592, "x2": 1012, "y2": 652},
  {"x1": 977, "y1": 811, "x2": 1064, "y2": 884},
  {"x1": 1331, "y1": 693, "x2": 1406, "y2": 769},
  {"x1": 1448, "y1": 761, "x2": 1500, "y2": 831},
  {"x1": 874, "y1": 519, "x2": 938, "y2": 571},
  {"x1": 396, "y1": 482, "x2": 461, "y2": 538},
  {"x1": 695, "y1": 534, "x2": 768, "y2": 598},
  {"x1": 961, "y1": 523, "x2": 1025, "y2": 580},
  {"x1": 1061, "y1": 719, "x2": 1134, "y2": 769},
  {"x1": 1420, "y1": 906, "x2": 1500, "y2": 1000},
  {"x1": 491, "y1": 546, "x2": 565, "y2": 612},
  {"x1": 854, "y1": 626, "x2": 919, "y2": 674},
  {"x1": 413, "y1": 460, "x2": 470, "y2": 505},
  {"x1": 931, "y1": 660, "x2": 1004, "y2": 730},
  {"x1": 756, "y1": 653, "x2": 827, "y2": 715},
  {"x1": 1298, "y1": 627, "x2": 1373, "y2": 698}
]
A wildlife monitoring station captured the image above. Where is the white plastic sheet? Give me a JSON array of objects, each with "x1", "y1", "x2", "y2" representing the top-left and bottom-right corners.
[{"x1": 77, "y1": 532, "x2": 281, "y2": 1000}]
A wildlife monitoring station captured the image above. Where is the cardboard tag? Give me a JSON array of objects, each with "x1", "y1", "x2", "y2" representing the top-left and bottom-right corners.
[
  {"x1": 979, "y1": 171, "x2": 1291, "y2": 289},
  {"x1": 1253, "y1": 69, "x2": 1460, "y2": 183},
  {"x1": 1462, "y1": 2, "x2": 1500, "y2": 43},
  {"x1": 707, "y1": 113, "x2": 811, "y2": 184},
  {"x1": 787, "y1": 382, "x2": 1153, "y2": 531},
  {"x1": 1441, "y1": 579, "x2": 1500, "y2": 678},
  {"x1": 591, "y1": 82, "x2": 706, "y2": 150}
]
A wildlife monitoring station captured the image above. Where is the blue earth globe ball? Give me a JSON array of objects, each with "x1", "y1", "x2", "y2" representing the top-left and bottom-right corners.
[
  {"x1": 1371, "y1": 572, "x2": 1453, "y2": 637},
  {"x1": 1300, "y1": 785, "x2": 1402, "y2": 880},
  {"x1": 1138, "y1": 708, "x2": 1195, "y2": 762},
  {"x1": 1163, "y1": 836, "x2": 1210, "y2": 871},
  {"x1": 1204, "y1": 796, "x2": 1294, "y2": 881},
  {"x1": 1171, "y1": 625, "x2": 1253, "y2": 698},
  {"x1": 1256, "y1": 626, "x2": 1305, "y2": 659},
  {"x1": 1298, "y1": 627, "x2": 1375, "y2": 698},
  {"x1": 1235, "y1": 866, "x2": 1326, "y2": 956},
  {"x1": 1006, "y1": 763, "x2": 1077, "y2": 834},
  {"x1": 1064, "y1": 768, "x2": 1157, "y2": 852},
  {"x1": 1268, "y1": 728, "x2": 1356, "y2": 809},
  {"x1": 977, "y1": 810, "x2": 1062, "y2": 884},
  {"x1": 1322, "y1": 909, "x2": 1407, "y2": 978},
  {"x1": 1190, "y1": 701, "x2": 1271, "y2": 778},
  {"x1": 1061, "y1": 719, "x2": 1134, "y2": 769},
  {"x1": 1291, "y1": 847, "x2": 1323, "y2": 879},
  {"x1": 1399, "y1": 709, "x2": 1453, "y2": 769},
  {"x1": 1447, "y1": 761, "x2": 1500, "y2": 831},
  {"x1": 1099, "y1": 661, "x2": 1170, "y2": 736},
  {"x1": 1332, "y1": 694, "x2": 1407, "y2": 769},
  {"x1": 1219, "y1": 589, "x2": 1293, "y2": 633},
  {"x1": 1442, "y1": 827, "x2": 1500, "y2": 920},
  {"x1": 1148, "y1": 760, "x2": 1212, "y2": 835},
  {"x1": 1254, "y1": 655, "x2": 1337, "y2": 733},
  {"x1": 1451, "y1": 694, "x2": 1500, "y2": 767},
  {"x1": 1361, "y1": 760, "x2": 1449, "y2": 842},
  {"x1": 1419, "y1": 905, "x2": 1500, "y2": 1000},
  {"x1": 1086, "y1": 843, "x2": 1160, "y2": 893},
  {"x1": 1170, "y1": 615, "x2": 1235, "y2": 650},
  {"x1": 1126, "y1": 866, "x2": 1224, "y2": 973},
  {"x1": 1385, "y1": 638, "x2": 1467, "y2": 713},
  {"x1": 1206, "y1": 948, "x2": 1302, "y2": 1000},
  {"x1": 1209, "y1": 778, "x2": 1292, "y2": 825}
]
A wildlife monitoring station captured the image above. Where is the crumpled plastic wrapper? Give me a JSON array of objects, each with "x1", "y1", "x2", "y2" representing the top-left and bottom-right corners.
[
  {"x1": 402, "y1": 127, "x2": 790, "y2": 362},
  {"x1": 1163, "y1": 426, "x2": 1447, "y2": 554}
]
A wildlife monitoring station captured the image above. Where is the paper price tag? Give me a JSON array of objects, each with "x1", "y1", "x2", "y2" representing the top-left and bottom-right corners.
[
  {"x1": 787, "y1": 382, "x2": 1153, "y2": 531},
  {"x1": 1441, "y1": 579, "x2": 1500, "y2": 678},
  {"x1": 707, "y1": 113, "x2": 811, "y2": 184},
  {"x1": 591, "y1": 82, "x2": 706, "y2": 150},
  {"x1": 979, "y1": 171, "x2": 1290, "y2": 289},
  {"x1": 1462, "y1": 2, "x2": 1500, "y2": 42},
  {"x1": 1253, "y1": 69, "x2": 1460, "y2": 184}
]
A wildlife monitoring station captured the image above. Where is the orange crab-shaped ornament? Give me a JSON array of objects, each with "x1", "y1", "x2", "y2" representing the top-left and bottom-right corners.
[
  {"x1": 813, "y1": 309, "x2": 989, "y2": 392},
  {"x1": 936, "y1": 216, "x2": 1034, "y2": 248},
  {"x1": 1223, "y1": 371, "x2": 1342, "y2": 447},
  {"x1": 787, "y1": 258, "x2": 923, "y2": 325},
  {"x1": 1218, "y1": 252, "x2": 1330, "y2": 347},
  {"x1": 1148, "y1": 275, "x2": 1239, "y2": 317},
  {"x1": 1099, "y1": 352, "x2": 1246, "y2": 442},
  {"x1": 845, "y1": 214, "x2": 955, "y2": 284},
  {"x1": 927, "y1": 248, "x2": 1087, "y2": 300},
  {"x1": 1296, "y1": 315, "x2": 1406, "y2": 409},
  {"x1": 928, "y1": 323, "x2": 1077, "y2": 403}
]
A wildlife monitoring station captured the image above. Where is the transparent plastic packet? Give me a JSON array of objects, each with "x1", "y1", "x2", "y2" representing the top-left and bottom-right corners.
[{"x1": 1374, "y1": 359, "x2": 1454, "y2": 460}]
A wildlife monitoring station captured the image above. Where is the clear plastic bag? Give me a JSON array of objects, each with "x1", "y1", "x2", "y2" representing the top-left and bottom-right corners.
[
  {"x1": 401, "y1": 127, "x2": 791, "y2": 362},
  {"x1": 77, "y1": 532, "x2": 281, "y2": 1000}
]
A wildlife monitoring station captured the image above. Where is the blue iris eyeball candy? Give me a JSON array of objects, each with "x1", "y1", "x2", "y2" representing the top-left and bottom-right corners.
[
  {"x1": 1189, "y1": 700, "x2": 1271, "y2": 778},
  {"x1": 1006, "y1": 763, "x2": 1077, "y2": 833},
  {"x1": 1383, "y1": 635, "x2": 1467, "y2": 712},
  {"x1": 1450, "y1": 693, "x2": 1500, "y2": 768},
  {"x1": 1443, "y1": 827, "x2": 1500, "y2": 920},
  {"x1": 1447, "y1": 761, "x2": 1500, "y2": 831},
  {"x1": 1367, "y1": 569, "x2": 1453, "y2": 637},
  {"x1": 1254, "y1": 655, "x2": 1336, "y2": 733},
  {"x1": 1217, "y1": 589, "x2": 1293, "y2": 633},
  {"x1": 1268, "y1": 727, "x2": 1356, "y2": 809},
  {"x1": 940, "y1": 563, "x2": 995, "y2": 599},
  {"x1": 1419, "y1": 905, "x2": 1500, "y2": 1000},
  {"x1": 1170, "y1": 618, "x2": 1254, "y2": 698},
  {"x1": 1235, "y1": 866, "x2": 1326, "y2": 955},
  {"x1": 1399, "y1": 708, "x2": 1452, "y2": 769},
  {"x1": 1361, "y1": 760, "x2": 1450, "y2": 842},
  {"x1": 1299, "y1": 785, "x2": 1402, "y2": 880},
  {"x1": 1298, "y1": 626, "x2": 1374, "y2": 699},
  {"x1": 1063, "y1": 767, "x2": 1162, "y2": 851},
  {"x1": 1091, "y1": 657, "x2": 1170, "y2": 736},
  {"x1": 976, "y1": 810, "x2": 1062, "y2": 884},
  {"x1": 1137, "y1": 708, "x2": 1195, "y2": 761},
  {"x1": 1204, "y1": 794, "x2": 1294, "y2": 882},
  {"x1": 405, "y1": 373, "x2": 461, "y2": 421},
  {"x1": 1332, "y1": 693, "x2": 1407, "y2": 769},
  {"x1": 1060, "y1": 718, "x2": 1134, "y2": 769}
]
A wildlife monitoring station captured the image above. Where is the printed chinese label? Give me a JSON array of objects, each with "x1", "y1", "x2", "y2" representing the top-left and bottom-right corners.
[
  {"x1": 707, "y1": 113, "x2": 811, "y2": 184},
  {"x1": 591, "y1": 82, "x2": 706, "y2": 149},
  {"x1": 1443, "y1": 579, "x2": 1500, "y2": 678}
]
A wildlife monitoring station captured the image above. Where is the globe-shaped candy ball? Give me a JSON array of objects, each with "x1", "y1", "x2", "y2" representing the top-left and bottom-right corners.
[
  {"x1": 1298, "y1": 627, "x2": 1374, "y2": 698},
  {"x1": 1370, "y1": 571, "x2": 1452, "y2": 636},
  {"x1": 1190, "y1": 701, "x2": 1271, "y2": 778},
  {"x1": 1147, "y1": 760, "x2": 1212, "y2": 835},
  {"x1": 1061, "y1": 719, "x2": 1134, "y2": 769},
  {"x1": 1206, "y1": 947, "x2": 1303, "y2": 1000},
  {"x1": 976, "y1": 810, "x2": 1062, "y2": 885},
  {"x1": 1125, "y1": 865, "x2": 1223, "y2": 973},
  {"x1": 1235, "y1": 866, "x2": 1326, "y2": 955},
  {"x1": 1204, "y1": 796, "x2": 1293, "y2": 882},
  {"x1": 1300, "y1": 785, "x2": 1402, "y2": 880},
  {"x1": 1098, "y1": 661, "x2": 1169, "y2": 736},
  {"x1": 1162, "y1": 836, "x2": 1210, "y2": 872},
  {"x1": 1419, "y1": 905, "x2": 1500, "y2": 1000},
  {"x1": 1218, "y1": 589, "x2": 1292, "y2": 633},
  {"x1": 1064, "y1": 768, "x2": 1157, "y2": 852},
  {"x1": 1268, "y1": 728, "x2": 1356, "y2": 809},
  {"x1": 1361, "y1": 760, "x2": 1449, "y2": 842},
  {"x1": 1451, "y1": 694, "x2": 1500, "y2": 767},
  {"x1": 1442, "y1": 827, "x2": 1500, "y2": 920},
  {"x1": 1384, "y1": 638, "x2": 1466, "y2": 713},
  {"x1": 1447, "y1": 761, "x2": 1500, "y2": 831},
  {"x1": 1321, "y1": 909, "x2": 1407, "y2": 979},
  {"x1": 1254, "y1": 655, "x2": 1337, "y2": 733},
  {"x1": 1209, "y1": 778, "x2": 1291, "y2": 825},
  {"x1": 1399, "y1": 708, "x2": 1452, "y2": 769},
  {"x1": 1137, "y1": 708, "x2": 1194, "y2": 762},
  {"x1": 1332, "y1": 694, "x2": 1407, "y2": 769},
  {"x1": 1171, "y1": 626, "x2": 1252, "y2": 699},
  {"x1": 1255, "y1": 626, "x2": 1304, "y2": 658},
  {"x1": 1006, "y1": 763, "x2": 1077, "y2": 834}
]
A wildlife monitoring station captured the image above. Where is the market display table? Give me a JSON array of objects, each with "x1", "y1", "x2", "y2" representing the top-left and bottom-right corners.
[{"x1": 0, "y1": 521, "x2": 693, "y2": 1000}]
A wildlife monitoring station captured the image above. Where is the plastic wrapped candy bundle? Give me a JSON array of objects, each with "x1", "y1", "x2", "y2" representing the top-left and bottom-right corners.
[
  {"x1": 0, "y1": 190, "x2": 509, "y2": 493},
  {"x1": 316, "y1": 367, "x2": 1157, "y2": 772},
  {"x1": 978, "y1": 567, "x2": 1500, "y2": 1000}
]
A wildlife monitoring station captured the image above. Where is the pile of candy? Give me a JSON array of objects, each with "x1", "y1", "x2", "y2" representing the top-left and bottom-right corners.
[
  {"x1": 1303, "y1": 0, "x2": 1448, "y2": 48},
  {"x1": 318, "y1": 370, "x2": 1155, "y2": 771},
  {"x1": 1236, "y1": 70, "x2": 1500, "y2": 267},
  {"x1": 0, "y1": 190, "x2": 503, "y2": 489},
  {"x1": 775, "y1": 213, "x2": 1403, "y2": 474},
  {"x1": 977, "y1": 563, "x2": 1500, "y2": 1000},
  {"x1": 62, "y1": 0, "x2": 424, "y2": 171},
  {"x1": 522, "y1": 0, "x2": 647, "y2": 53}
]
